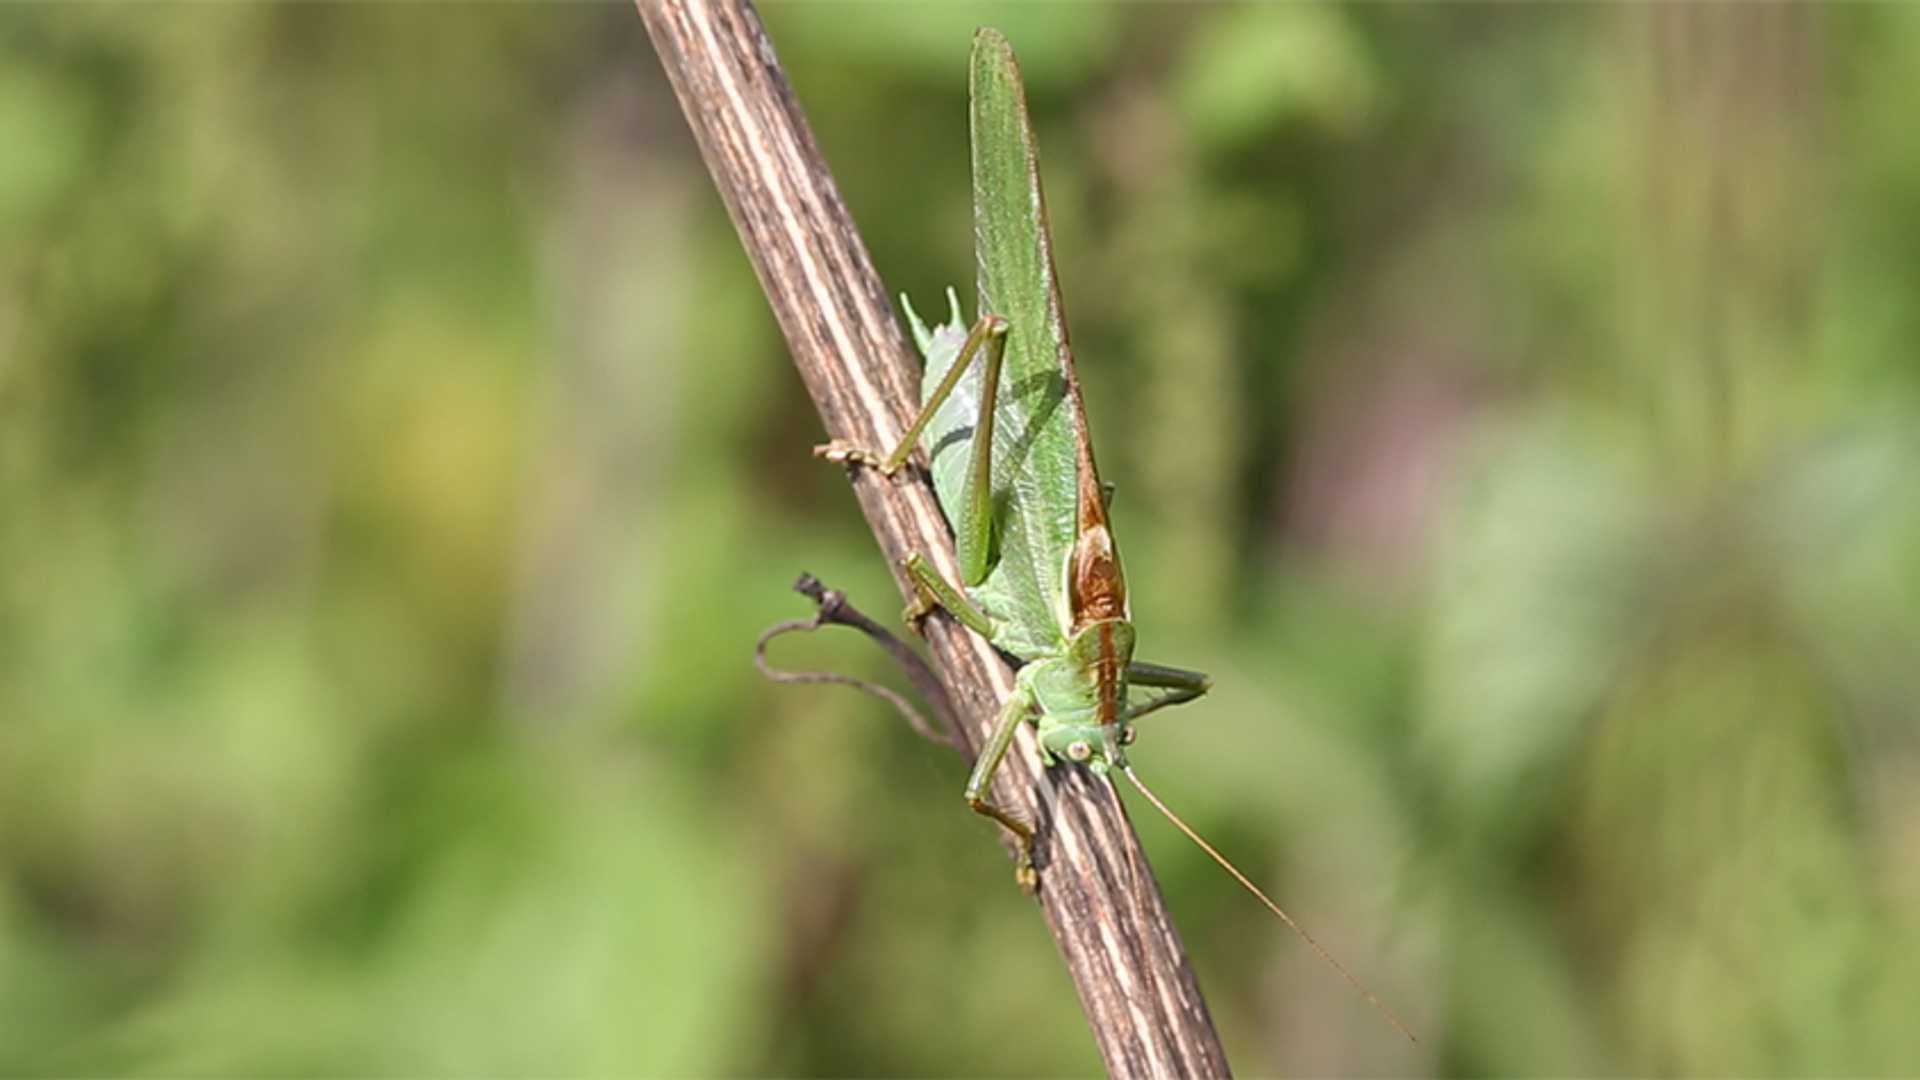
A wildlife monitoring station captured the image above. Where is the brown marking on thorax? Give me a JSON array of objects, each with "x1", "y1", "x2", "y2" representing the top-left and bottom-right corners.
[
  {"x1": 1068, "y1": 432, "x2": 1129, "y2": 726},
  {"x1": 1071, "y1": 521, "x2": 1127, "y2": 627},
  {"x1": 1090, "y1": 621, "x2": 1126, "y2": 725},
  {"x1": 1067, "y1": 427, "x2": 1127, "y2": 629}
]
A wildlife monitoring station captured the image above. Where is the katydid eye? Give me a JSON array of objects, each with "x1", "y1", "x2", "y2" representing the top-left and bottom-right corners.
[{"x1": 1066, "y1": 740, "x2": 1094, "y2": 762}]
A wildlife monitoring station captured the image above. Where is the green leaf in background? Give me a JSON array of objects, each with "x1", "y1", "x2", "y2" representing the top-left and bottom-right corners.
[{"x1": 1171, "y1": 2, "x2": 1378, "y2": 149}]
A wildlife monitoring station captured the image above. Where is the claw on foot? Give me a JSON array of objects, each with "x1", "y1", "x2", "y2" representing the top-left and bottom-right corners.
[
  {"x1": 815, "y1": 439, "x2": 898, "y2": 472},
  {"x1": 1014, "y1": 857, "x2": 1039, "y2": 895},
  {"x1": 899, "y1": 557, "x2": 939, "y2": 628},
  {"x1": 901, "y1": 594, "x2": 936, "y2": 628},
  {"x1": 814, "y1": 439, "x2": 864, "y2": 466}
]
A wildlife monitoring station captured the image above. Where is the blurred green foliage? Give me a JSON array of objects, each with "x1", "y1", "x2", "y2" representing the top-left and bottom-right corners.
[{"x1": 3, "y1": 3, "x2": 1919, "y2": 1076}]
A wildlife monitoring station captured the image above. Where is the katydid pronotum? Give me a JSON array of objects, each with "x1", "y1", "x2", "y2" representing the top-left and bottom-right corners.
[{"x1": 815, "y1": 27, "x2": 1413, "y2": 1042}]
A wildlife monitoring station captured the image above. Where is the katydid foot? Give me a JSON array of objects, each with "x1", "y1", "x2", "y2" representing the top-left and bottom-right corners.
[{"x1": 812, "y1": 438, "x2": 901, "y2": 473}]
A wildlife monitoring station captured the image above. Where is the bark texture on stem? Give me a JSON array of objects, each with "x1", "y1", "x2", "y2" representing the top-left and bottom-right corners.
[{"x1": 634, "y1": 1, "x2": 1228, "y2": 1075}]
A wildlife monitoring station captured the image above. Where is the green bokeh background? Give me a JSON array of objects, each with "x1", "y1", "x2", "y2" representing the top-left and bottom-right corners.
[{"x1": 5, "y1": 3, "x2": 1920, "y2": 1075}]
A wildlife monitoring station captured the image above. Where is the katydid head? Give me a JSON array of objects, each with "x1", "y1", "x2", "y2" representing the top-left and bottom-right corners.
[
  {"x1": 1038, "y1": 717, "x2": 1134, "y2": 776},
  {"x1": 1035, "y1": 618, "x2": 1138, "y2": 774}
]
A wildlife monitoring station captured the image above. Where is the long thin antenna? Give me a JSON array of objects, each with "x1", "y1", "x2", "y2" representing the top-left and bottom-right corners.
[{"x1": 1121, "y1": 765, "x2": 1419, "y2": 1044}]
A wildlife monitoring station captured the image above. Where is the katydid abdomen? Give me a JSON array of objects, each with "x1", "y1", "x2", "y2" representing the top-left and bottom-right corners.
[{"x1": 906, "y1": 294, "x2": 1074, "y2": 663}]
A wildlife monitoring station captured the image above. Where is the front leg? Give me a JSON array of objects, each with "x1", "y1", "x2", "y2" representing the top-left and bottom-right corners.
[
  {"x1": 963, "y1": 665, "x2": 1040, "y2": 891},
  {"x1": 1123, "y1": 661, "x2": 1211, "y2": 723}
]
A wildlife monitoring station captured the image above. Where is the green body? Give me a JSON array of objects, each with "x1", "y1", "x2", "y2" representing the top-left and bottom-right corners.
[
  {"x1": 826, "y1": 28, "x2": 1208, "y2": 880},
  {"x1": 816, "y1": 35, "x2": 1417, "y2": 1035}
]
